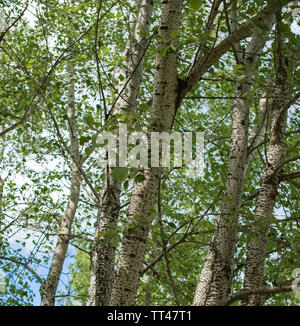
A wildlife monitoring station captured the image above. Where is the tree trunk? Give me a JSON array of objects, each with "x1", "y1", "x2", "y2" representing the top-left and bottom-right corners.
[
  {"x1": 242, "y1": 18, "x2": 289, "y2": 306},
  {"x1": 41, "y1": 56, "x2": 81, "y2": 306},
  {"x1": 89, "y1": 0, "x2": 153, "y2": 306},
  {"x1": 193, "y1": 14, "x2": 275, "y2": 306},
  {"x1": 0, "y1": 177, "x2": 3, "y2": 227},
  {"x1": 110, "y1": 0, "x2": 183, "y2": 306},
  {"x1": 0, "y1": 177, "x2": 3, "y2": 217},
  {"x1": 0, "y1": 136, "x2": 5, "y2": 225}
]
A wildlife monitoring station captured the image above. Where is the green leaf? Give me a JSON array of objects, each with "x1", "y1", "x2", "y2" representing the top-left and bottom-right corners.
[
  {"x1": 84, "y1": 147, "x2": 93, "y2": 157},
  {"x1": 123, "y1": 179, "x2": 129, "y2": 190},
  {"x1": 257, "y1": 23, "x2": 271, "y2": 31},
  {"x1": 85, "y1": 114, "x2": 95, "y2": 126},
  {"x1": 25, "y1": 60, "x2": 34, "y2": 69},
  {"x1": 170, "y1": 29, "x2": 180, "y2": 38},
  {"x1": 159, "y1": 46, "x2": 168, "y2": 57},
  {"x1": 190, "y1": 0, "x2": 201, "y2": 12},
  {"x1": 116, "y1": 113, "x2": 127, "y2": 121},
  {"x1": 220, "y1": 26, "x2": 227, "y2": 33},
  {"x1": 134, "y1": 173, "x2": 145, "y2": 183},
  {"x1": 112, "y1": 167, "x2": 128, "y2": 182}
]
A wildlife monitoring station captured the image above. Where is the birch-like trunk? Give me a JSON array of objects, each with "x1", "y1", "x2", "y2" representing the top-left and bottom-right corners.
[
  {"x1": 89, "y1": 0, "x2": 153, "y2": 306},
  {"x1": 41, "y1": 58, "x2": 81, "y2": 306},
  {"x1": 193, "y1": 15, "x2": 275, "y2": 306},
  {"x1": 0, "y1": 177, "x2": 3, "y2": 223},
  {"x1": 0, "y1": 137, "x2": 4, "y2": 224},
  {"x1": 246, "y1": 89, "x2": 269, "y2": 165},
  {"x1": 242, "y1": 21, "x2": 289, "y2": 306},
  {"x1": 109, "y1": 0, "x2": 183, "y2": 306}
]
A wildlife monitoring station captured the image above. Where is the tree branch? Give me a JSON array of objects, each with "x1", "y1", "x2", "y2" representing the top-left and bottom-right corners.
[
  {"x1": 0, "y1": 4, "x2": 28, "y2": 43},
  {"x1": 181, "y1": 0, "x2": 292, "y2": 100},
  {"x1": 0, "y1": 255, "x2": 44, "y2": 286},
  {"x1": 225, "y1": 284, "x2": 293, "y2": 305},
  {"x1": 279, "y1": 170, "x2": 300, "y2": 182}
]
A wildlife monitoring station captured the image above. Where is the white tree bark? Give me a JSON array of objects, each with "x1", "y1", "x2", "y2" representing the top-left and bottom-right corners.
[
  {"x1": 0, "y1": 176, "x2": 3, "y2": 223},
  {"x1": 242, "y1": 20, "x2": 289, "y2": 306},
  {"x1": 89, "y1": 0, "x2": 153, "y2": 306},
  {"x1": 110, "y1": 0, "x2": 183, "y2": 306},
  {"x1": 0, "y1": 137, "x2": 5, "y2": 224},
  {"x1": 104, "y1": 0, "x2": 292, "y2": 307},
  {"x1": 193, "y1": 14, "x2": 275, "y2": 306},
  {"x1": 110, "y1": 0, "x2": 291, "y2": 306},
  {"x1": 41, "y1": 57, "x2": 81, "y2": 306}
]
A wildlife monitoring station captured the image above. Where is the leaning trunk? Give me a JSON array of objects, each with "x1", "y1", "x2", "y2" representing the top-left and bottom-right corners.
[
  {"x1": 193, "y1": 14, "x2": 275, "y2": 306},
  {"x1": 41, "y1": 54, "x2": 81, "y2": 306},
  {"x1": 109, "y1": 0, "x2": 183, "y2": 306},
  {"x1": 242, "y1": 18, "x2": 289, "y2": 306},
  {"x1": 89, "y1": 0, "x2": 153, "y2": 306},
  {"x1": 0, "y1": 177, "x2": 3, "y2": 223}
]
